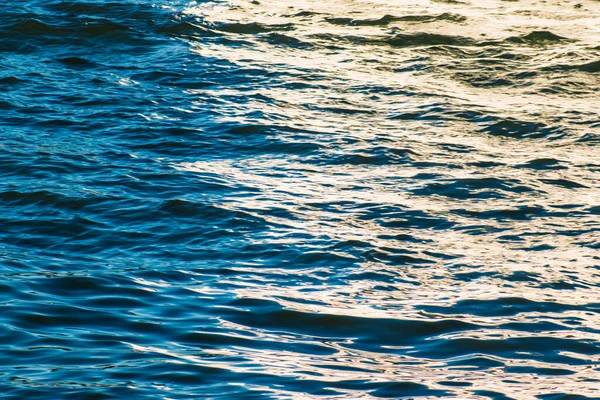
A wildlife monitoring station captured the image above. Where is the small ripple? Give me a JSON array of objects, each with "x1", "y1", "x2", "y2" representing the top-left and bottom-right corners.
[
  {"x1": 211, "y1": 22, "x2": 295, "y2": 35},
  {"x1": 325, "y1": 13, "x2": 466, "y2": 27},
  {"x1": 505, "y1": 31, "x2": 572, "y2": 45}
]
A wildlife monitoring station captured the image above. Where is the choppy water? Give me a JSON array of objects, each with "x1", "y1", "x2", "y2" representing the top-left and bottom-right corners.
[{"x1": 1, "y1": 0, "x2": 600, "y2": 398}]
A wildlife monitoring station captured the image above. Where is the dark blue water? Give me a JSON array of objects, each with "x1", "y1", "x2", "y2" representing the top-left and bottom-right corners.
[{"x1": 2, "y1": 0, "x2": 600, "y2": 398}]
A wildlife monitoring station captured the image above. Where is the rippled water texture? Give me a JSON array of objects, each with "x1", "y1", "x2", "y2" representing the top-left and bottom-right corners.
[{"x1": 1, "y1": 0, "x2": 600, "y2": 398}]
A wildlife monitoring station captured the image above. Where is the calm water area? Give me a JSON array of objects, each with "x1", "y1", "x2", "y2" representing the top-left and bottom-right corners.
[{"x1": 1, "y1": 0, "x2": 600, "y2": 398}]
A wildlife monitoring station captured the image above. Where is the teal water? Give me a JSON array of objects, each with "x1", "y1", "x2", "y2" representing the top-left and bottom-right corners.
[{"x1": 1, "y1": 0, "x2": 600, "y2": 398}]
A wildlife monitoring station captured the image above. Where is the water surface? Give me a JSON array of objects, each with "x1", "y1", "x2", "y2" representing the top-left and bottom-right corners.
[{"x1": 1, "y1": 0, "x2": 600, "y2": 398}]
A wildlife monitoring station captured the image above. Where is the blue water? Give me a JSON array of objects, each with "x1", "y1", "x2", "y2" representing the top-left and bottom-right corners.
[{"x1": 2, "y1": 0, "x2": 600, "y2": 398}]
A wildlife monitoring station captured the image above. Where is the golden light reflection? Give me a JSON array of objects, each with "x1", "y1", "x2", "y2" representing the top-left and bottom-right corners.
[
  {"x1": 126, "y1": 337, "x2": 600, "y2": 399},
  {"x1": 162, "y1": 0, "x2": 600, "y2": 397}
]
